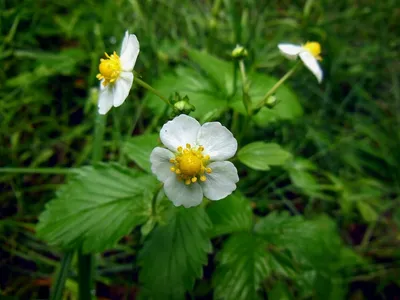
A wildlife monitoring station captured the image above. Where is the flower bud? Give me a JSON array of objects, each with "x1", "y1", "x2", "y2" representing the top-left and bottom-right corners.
[
  {"x1": 265, "y1": 95, "x2": 278, "y2": 108},
  {"x1": 171, "y1": 93, "x2": 196, "y2": 116},
  {"x1": 232, "y1": 45, "x2": 248, "y2": 59}
]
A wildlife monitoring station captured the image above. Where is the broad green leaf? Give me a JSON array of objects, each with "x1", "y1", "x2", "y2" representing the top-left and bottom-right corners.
[
  {"x1": 255, "y1": 212, "x2": 342, "y2": 270},
  {"x1": 295, "y1": 271, "x2": 347, "y2": 300},
  {"x1": 144, "y1": 67, "x2": 227, "y2": 118},
  {"x1": 37, "y1": 163, "x2": 158, "y2": 253},
  {"x1": 238, "y1": 142, "x2": 292, "y2": 171},
  {"x1": 213, "y1": 233, "x2": 270, "y2": 300},
  {"x1": 230, "y1": 72, "x2": 303, "y2": 126},
  {"x1": 186, "y1": 48, "x2": 233, "y2": 93},
  {"x1": 268, "y1": 282, "x2": 293, "y2": 300},
  {"x1": 207, "y1": 192, "x2": 253, "y2": 237},
  {"x1": 123, "y1": 133, "x2": 159, "y2": 172},
  {"x1": 138, "y1": 206, "x2": 212, "y2": 300}
]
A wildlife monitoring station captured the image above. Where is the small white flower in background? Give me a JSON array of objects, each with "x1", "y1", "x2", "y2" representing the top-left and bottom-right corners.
[
  {"x1": 150, "y1": 114, "x2": 239, "y2": 208},
  {"x1": 278, "y1": 41, "x2": 323, "y2": 83},
  {"x1": 96, "y1": 31, "x2": 140, "y2": 114}
]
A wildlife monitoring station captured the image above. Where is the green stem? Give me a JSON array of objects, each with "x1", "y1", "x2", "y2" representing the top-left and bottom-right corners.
[
  {"x1": 50, "y1": 251, "x2": 74, "y2": 300},
  {"x1": 134, "y1": 76, "x2": 172, "y2": 107},
  {"x1": 151, "y1": 185, "x2": 163, "y2": 216},
  {"x1": 254, "y1": 62, "x2": 301, "y2": 110},
  {"x1": 78, "y1": 250, "x2": 95, "y2": 300},
  {"x1": 92, "y1": 113, "x2": 106, "y2": 162},
  {"x1": 0, "y1": 168, "x2": 74, "y2": 174},
  {"x1": 238, "y1": 59, "x2": 252, "y2": 116}
]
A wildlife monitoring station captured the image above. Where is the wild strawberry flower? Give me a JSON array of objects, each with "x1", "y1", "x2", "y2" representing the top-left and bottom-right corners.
[
  {"x1": 278, "y1": 41, "x2": 323, "y2": 83},
  {"x1": 150, "y1": 114, "x2": 239, "y2": 208},
  {"x1": 96, "y1": 31, "x2": 140, "y2": 114}
]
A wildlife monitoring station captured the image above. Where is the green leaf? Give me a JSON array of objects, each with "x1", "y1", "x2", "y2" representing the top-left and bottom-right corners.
[
  {"x1": 186, "y1": 48, "x2": 233, "y2": 93},
  {"x1": 230, "y1": 72, "x2": 303, "y2": 126},
  {"x1": 255, "y1": 212, "x2": 342, "y2": 270},
  {"x1": 268, "y1": 282, "x2": 293, "y2": 300},
  {"x1": 238, "y1": 142, "x2": 292, "y2": 171},
  {"x1": 37, "y1": 163, "x2": 158, "y2": 253},
  {"x1": 138, "y1": 206, "x2": 212, "y2": 300},
  {"x1": 144, "y1": 67, "x2": 227, "y2": 118},
  {"x1": 213, "y1": 233, "x2": 270, "y2": 300},
  {"x1": 123, "y1": 134, "x2": 159, "y2": 172},
  {"x1": 356, "y1": 201, "x2": 378, "y2": 223},
  {"x1": 207, "y1": 192, "x2": 253, "y2": 238}
]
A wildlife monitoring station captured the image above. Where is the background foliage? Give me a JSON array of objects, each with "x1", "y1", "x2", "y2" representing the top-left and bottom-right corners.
[{"x1": 1, "y1": 0, "x2": 400, "y2": 299}]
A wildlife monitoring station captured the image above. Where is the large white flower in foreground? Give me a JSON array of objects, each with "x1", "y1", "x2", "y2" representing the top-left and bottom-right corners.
[
  {"x1": 150, "y1": 114, "x2": 239, "y2": 208},
  {"x1": 96, "y1": 31, "x2": 140, "y2": 114},
  {"x1": 278, "y1": 41, "x2": 323, "y2": 83}
]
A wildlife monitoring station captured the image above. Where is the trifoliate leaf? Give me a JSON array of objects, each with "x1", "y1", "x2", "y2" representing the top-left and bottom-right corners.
[
  {"x1": 213, "y1": 233, "x2": 271, "y2": 300},
  {"x1": 238, "y1": 142, "x2": 292, "y2": 171},
  {"x1": 37, "y1": 163, "x2": 158, "y2": 253},
  {"x1": 138, "y1": 206, "x2": 212, "y2": 300},
  {"x1": 207, "y1": 192, "x2": 253, "y2": 237},
  {"x1": 123, "y1": 134, "x2": 159, "y2": 172}
]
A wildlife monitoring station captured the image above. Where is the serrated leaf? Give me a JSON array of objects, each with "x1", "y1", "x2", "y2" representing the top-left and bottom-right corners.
[
  {"x1": 123, "y1": 134, "x2": 159, "y2": 172},
  {"x1": 207, "y1": 192, "x2": 253, "y2": 237},
  {"x1": 238, "y1": 142, "x2": 292, "y2": 171},
  {"x1": 37, "y1": 163, "x2": 158, "y2": 253},
  {"x1": 138, "y1": 206, "x2": 212, "y2": 300},
  {"x1": 255, "y1": 212, "x2": 342, "y2": 270},
  {"x1": 186, "y1": 48, "x2": 233, "y2": 93},
  {"x1": 213, "y1": 233, "x2": 270, "y2": 300}
]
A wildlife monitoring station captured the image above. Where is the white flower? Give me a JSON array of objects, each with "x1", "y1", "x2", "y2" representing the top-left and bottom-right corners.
[
  {"x1": 278, "y1": 41, "x2": 323, "y2": 83},
  {"x1": 150, "y1": 114, "x2": 239, "y2": 208},
  {"x1": 96, "y1": 31, "x2": 140, "y2": 114}
]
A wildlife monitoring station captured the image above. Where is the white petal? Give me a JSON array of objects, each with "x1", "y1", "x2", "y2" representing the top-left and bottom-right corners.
[
  {"x1": 163, "y1": 176, "x2": 203, "y2": 208},
  {"x1": 299, "y1": 51, "x2": 323, "y2": 83},
  {"x1": 160, "y1": 114, "x2": 201, "y2": 152},
  {"x1": 121, "y1": 31, "x2": 130, "y2": 54},
  {"x1": 98, "y1": 84, "x2": 113, "y2": 115},
  {"x1": 201, "y1": 161, "x2": 239, "y2": 200},
  {"x1": 120, "y1": 32, "x2": 139, "y2": 71},
  {"x1": 150, "y1": 147, "x2": 174, "y2": 182},
  {"x1": 197, "y1": 122, "x2": 237, "y2": 160},
  {"x1": 113, "y1": 72, "x2": 133, "y2": 107},
  {"x1": 278, "y1": 43, "x2": 302, "y2": 60}
]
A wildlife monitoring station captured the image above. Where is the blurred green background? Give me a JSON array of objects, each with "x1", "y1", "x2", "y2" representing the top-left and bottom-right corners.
[{"x1": 1, "y1": 0, "x2": 399, "y2": 299}]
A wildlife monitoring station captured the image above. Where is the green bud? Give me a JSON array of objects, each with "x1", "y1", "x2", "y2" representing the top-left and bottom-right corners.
[
  {"x1": 232, "y1": 45, "x2": 248, "y2": 59},
  {"x1": 171, "y1": 93, "x2": 196, "y2": 116},
  {"x1": 265, "y1": 95, "x2": 279, "y2": 108}
]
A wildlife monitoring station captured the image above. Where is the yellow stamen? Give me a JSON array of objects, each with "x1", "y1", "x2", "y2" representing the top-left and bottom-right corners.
[
  {"x1": 303, "y1": 41, "x2": 322, "y2": 61},
  {"x1": 170, "y1": 143, "x2": 212, "y2": 185},
  {"x1": 96, "y1": 51, "x2": 121, "y2": 86}
]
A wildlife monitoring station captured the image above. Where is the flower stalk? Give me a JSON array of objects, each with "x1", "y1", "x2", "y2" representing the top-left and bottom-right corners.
[
  {"x1": 254, "y1": 61, "x2": 301, "y2": 110},
  {"x1": 134, "y1": 76, "x2": 172, "y2": 107}
]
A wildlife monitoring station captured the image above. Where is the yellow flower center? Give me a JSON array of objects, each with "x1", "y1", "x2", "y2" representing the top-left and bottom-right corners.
[
  {"x1": 302, "y1": 42, "x2": 322, "y2": 61},
  {"x1": 96, "y1": 51, "x2": 121, "y2": 86},
  {"x1": 170, "y1": 144, "x2": 212, "y2": 185}
]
